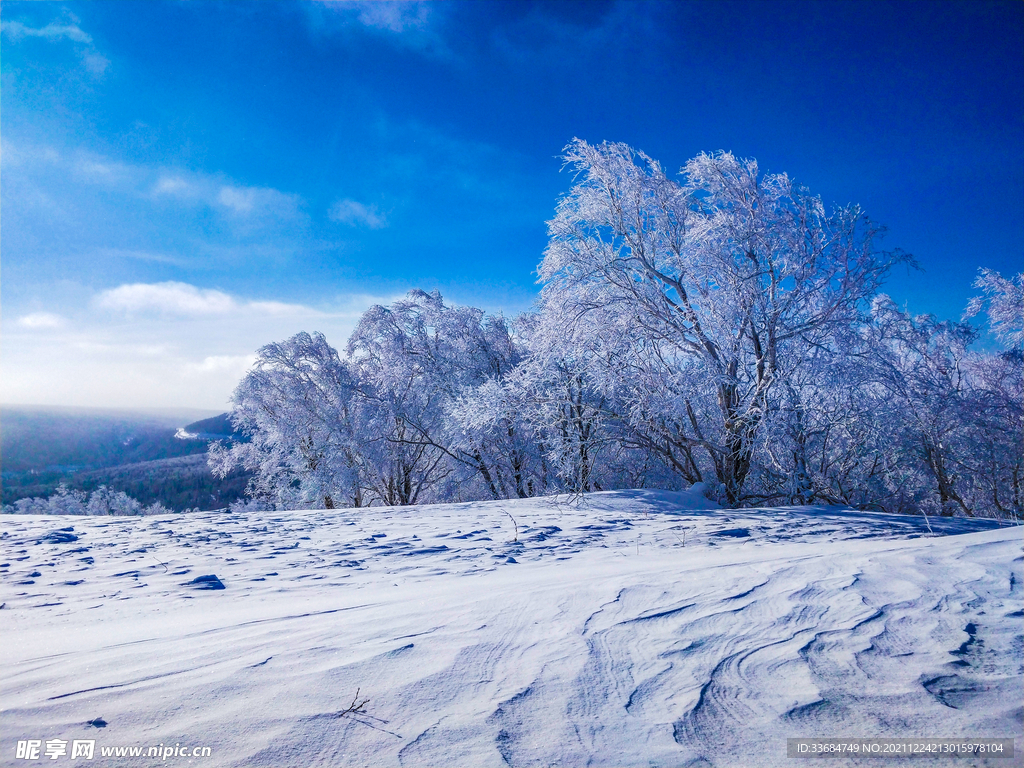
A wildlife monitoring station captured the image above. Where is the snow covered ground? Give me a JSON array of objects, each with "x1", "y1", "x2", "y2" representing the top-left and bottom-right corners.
[{"x1": 2, "y1": 490, "x2": 1021, "y2": 767}]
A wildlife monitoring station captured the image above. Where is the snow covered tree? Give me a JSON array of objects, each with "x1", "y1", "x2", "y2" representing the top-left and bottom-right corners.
[
  {"x1": 754, "y1": 283, "x2": 1023, "y2": 520},
  {"x1": 86, "y1": 485, "x2": 144, "y2": 516},
  {"x1": 959, "y1": 350, "x2": 1023, "y2": 518},
  {"x1": 865, "y1": 297, "x2": 984, "y2": 516},
  {"x1": 346, "y1": 290, "x2": 544, "y2": 504},
  {"x1": 212, "y1": 293, "x2": 546, "y2": 508},
  {"x1": 445, "y1": 314, "x2": 551, "y2": 499},
  {"x1": 346, "y1": 291, "x2": 474, "y2": 505},
  {"x1": 210, "y1": 332, "x2": 361, "y2": 509},
  {"x1": 212, "y1": 144, "x2": 1012, "y2": 519},
  {"x1": 515, "y1": 353, "x2": 608, "y2": 494},
  {"x1": 960, "y1": 268, "x2": 1024, "y2": 518},
  {"x1": 3, "y1": 485, "x2": 171, "y2": 516},
  {"x1": 539, "y1": 139, "x2": 909, "y2": 505},
  {"x1": 963, "y1": 268, "x2": 1024, "y2": 348},
  {"x1": 752, "y1": 321, "x2": 918, "y2": 512}
]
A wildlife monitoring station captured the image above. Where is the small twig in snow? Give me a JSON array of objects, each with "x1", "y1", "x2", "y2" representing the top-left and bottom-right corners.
[
  {"x1": 335, "y1": 688, "x2": 370, "y2": 719},
  {"x1": 501, "y1": 508, "x2": 519, "y2": 543}
]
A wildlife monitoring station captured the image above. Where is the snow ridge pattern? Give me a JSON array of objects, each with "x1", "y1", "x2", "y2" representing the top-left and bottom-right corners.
[{"x1": 1, "y1": 490, "x2": 1021, "y2": 767}]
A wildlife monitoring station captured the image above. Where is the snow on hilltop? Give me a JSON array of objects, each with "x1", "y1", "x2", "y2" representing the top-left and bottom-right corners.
[{"x1": 1, "y1": 491, "x2": 1021, "y2": 767}]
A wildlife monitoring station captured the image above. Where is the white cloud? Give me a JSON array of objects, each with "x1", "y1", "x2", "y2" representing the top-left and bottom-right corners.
[
  {"x1": 15, "y1": 312, "x2": 66, "y2": 329},
  {"x1": 1, "y1": 140, "x2": 60, "y2": 168},
  {"x1": 217, "y1": 185, "x2": 259, "y2": 214},
  {"x1": 93, "y1": 282, "x2": 333, "y2": 320},
  {"x1": 11, "y1": 140, "x2": 307, "y2": 241},
  {"x1": 2, "y1": 291, "x2": 389, "y2": 410},
  {"x1": 185, "y1": 354, "x2": 258, "y2": 375},
  {"x1": 95, "y1": 282, "x2": 237, "y2": 316},
  {"x1": 221, "y1": 185, "x2": 303, "y2": 220},
  {"x1": 353, "y1": 1, "x2": 429, "y2": 33},
  {"x1": 83, "y1": 51, "x2": 110, "y2": 75},
  {"x1": 248, "y1": 300, "x2": 321, "y2": 316},
  {"x1": 310, "y1": 1, "x2": 430, "y2": 33},
  {"x1": 306, "y1": 1, "x2": 448, "y2": 57},
  {"x1": 73, "y1": 156, "x2": 132, "y2": 185},
  {"x1": 94, "y1": 247, "x2": 189, "y2": 266},
  {"x1": 328, "y1": 198, "x2": 387, "y2": 229},
  {"x1": 153, "y1": 175, "x2": 302, "y2": 221},
  {"x1": 1, "y1": 16, "x2": 109, "y2": 76},
  {"x1": 1, "y1": 20, "x2": 92, "y2": 44},
  {"x1": 153, "y1": 176, "x2": 193, "y2": 197},
  {"x1": 77, "y1": 159, "x2": 115, "y2": 178}
]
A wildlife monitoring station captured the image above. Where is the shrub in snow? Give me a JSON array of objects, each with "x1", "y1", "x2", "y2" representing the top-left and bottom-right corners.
[
  {"x1": 3, "y1": 485, "x2": 185, "y2": 516},
  {"x1": 228, "y1": 497, "x2": 275, "y2": 514}
]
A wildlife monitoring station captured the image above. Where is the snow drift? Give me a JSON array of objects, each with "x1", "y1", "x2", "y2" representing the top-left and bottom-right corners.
[{"x1": 1, "y1": 491, "x2": 1021, "y2": 767}]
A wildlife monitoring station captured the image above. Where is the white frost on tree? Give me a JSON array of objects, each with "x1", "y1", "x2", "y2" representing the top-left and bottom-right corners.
[
  {"x1": 963, "y1": 268, "x2": 1024, "y2": 348},
  {"x1": 538, "y1": 139, "x2": 910, "y2": 506},
  {"x1": 204, "y1": 141, "x2": 1019, "y2": 521},
  {"x1": 210, "y1": 331, "x2": 361, "y2": 509}
]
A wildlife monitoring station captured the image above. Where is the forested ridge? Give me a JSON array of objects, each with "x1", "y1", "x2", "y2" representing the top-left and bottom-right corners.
[{"x1": 2, "y1": 409, "x2": 250, "y2": 513}]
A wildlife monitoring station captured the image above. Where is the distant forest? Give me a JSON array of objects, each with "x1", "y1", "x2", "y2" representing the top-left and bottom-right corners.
[{"x1": 1, "y1": 407, "x2": 250, "y2": 512}]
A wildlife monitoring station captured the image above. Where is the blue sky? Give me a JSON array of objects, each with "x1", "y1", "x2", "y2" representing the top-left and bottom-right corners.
[{"x1": 2, "y1": 0, "x2": 1022, "y2": 410}]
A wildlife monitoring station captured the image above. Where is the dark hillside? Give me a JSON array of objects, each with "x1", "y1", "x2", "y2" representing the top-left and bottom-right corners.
[
  {"x1": 1, "y1": 406, "x2": 247, "y2": 510},
  {"x1": 7, "y1": 454, "x2": 250, "y2": 511},
  {"x1": 1, "y1": 406, "x2": 216, "y2": 473},
  {"x1": 180, "y1": 413, "x2": 247, "y2": 442}
]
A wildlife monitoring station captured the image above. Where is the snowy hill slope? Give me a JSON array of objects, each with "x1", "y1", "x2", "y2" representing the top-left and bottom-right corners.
[{"x1": 1, "y1": 491, "x2": 1021, "y2": 767}]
